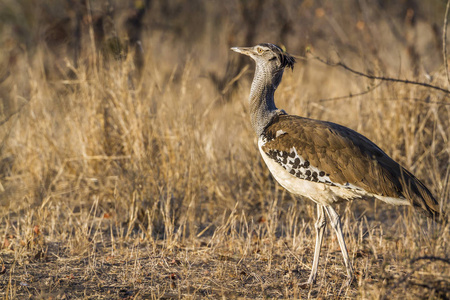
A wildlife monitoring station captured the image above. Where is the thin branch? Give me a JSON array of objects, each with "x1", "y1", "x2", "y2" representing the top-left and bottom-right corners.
[
  {"x1": 410, "y1": 256, "x2": 450, "y2": 264},
  {"x1": 385, "y1": 255, "x2": 450, "y2": 296},
  {"x1": 320, "y1": 95, "x2": 450, "y2": 106},
  {"x1": 294, "y1": 54, "x2": 450, "y2": 95},
  {"x1": 318, "y1": 82, "x2": 382, "y2": 102},
  {"x1": 408, "y1": 280, "x2": 450, "y2": 294},
  {"x1": 380, "y1": 262, "x2": 427, "y2": 300},
  {"x1": 380, "y1": 256, "x2": 450, "y2": 300},
  {"x1": 313, "y1": 55, "x2": 450, "y2": 95},
  {"x1": 374, "y1": 97, "x2": 450, "y2": 106},
  {"x1": 443, "y1": 0, "x2": 450, "y2": 89}
]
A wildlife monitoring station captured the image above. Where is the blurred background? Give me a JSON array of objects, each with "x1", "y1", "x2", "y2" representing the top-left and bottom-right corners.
[{"x1": 1, "y1": 0, "x2": 448, "y2": 98}]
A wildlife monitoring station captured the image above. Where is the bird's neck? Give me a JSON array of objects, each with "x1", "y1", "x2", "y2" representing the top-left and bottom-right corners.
[{"x1": 249, "y1": 64, "x2": 280, "y2": 136}]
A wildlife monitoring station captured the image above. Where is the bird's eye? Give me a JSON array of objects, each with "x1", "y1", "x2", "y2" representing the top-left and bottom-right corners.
[{"x1": 257, "y1": 47, "x2": 264, "y2": 54}]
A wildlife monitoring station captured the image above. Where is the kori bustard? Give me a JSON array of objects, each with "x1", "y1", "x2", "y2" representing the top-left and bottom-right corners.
[{"x1": 231, "y1": 43, "x2": 440, "y2": 285}]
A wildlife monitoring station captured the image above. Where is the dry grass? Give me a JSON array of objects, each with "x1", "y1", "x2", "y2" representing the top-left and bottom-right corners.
[{"x1": 0, "y1": 1, "x2": 449, "y2": 299}]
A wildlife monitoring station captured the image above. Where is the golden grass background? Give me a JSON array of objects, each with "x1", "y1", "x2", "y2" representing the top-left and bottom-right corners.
[{"x1": 0, "y1": 0, "x2": 449, "y2": 298}]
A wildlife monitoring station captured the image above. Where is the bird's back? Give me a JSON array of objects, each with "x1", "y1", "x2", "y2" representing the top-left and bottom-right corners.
[{"x1": 260, "y1": 114, "x2": 440, "y2": 218}]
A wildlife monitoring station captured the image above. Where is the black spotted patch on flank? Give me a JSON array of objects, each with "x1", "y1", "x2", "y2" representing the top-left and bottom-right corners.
[{"x1": 262, "y1": 144, "x2": 336, "y2": 186}]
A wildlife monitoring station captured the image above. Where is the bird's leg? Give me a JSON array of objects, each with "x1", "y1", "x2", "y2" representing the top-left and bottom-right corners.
[
  {"x1": 302, "y1": 204, "x2": 326, "y2": 285},
  {"x1": 324, "y1": 206, "x2": 353, "y2": 285}
]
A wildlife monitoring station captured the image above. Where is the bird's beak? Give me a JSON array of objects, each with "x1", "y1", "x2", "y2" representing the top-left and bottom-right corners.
[{"x1": 231, "y1": 46, "x2": 254, "y2": 56}]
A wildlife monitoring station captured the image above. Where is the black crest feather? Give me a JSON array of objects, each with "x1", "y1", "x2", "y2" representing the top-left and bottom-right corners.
[{"x1": 260, "y1": 43, "x2": 296, "y2": 70}]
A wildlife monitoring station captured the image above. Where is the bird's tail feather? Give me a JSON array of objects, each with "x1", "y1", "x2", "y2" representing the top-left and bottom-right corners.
[{"x1": 400, "y1": 168, "x2": 444, "y2": 222}]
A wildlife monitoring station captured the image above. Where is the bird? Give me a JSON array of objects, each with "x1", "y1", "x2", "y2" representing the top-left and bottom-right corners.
[{"x1": 231, "y1": 43, "x2": 440, "y2": 285}]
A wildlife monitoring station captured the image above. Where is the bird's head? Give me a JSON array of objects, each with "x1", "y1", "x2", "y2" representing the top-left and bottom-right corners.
[{"x1": 231, "y1": 43, "x2": 295, "y2": 88}]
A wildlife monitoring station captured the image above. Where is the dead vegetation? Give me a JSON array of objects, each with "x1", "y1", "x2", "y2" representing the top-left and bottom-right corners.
[{"x1": 0, "y1": 0, "x2": 449, "y2": 299}]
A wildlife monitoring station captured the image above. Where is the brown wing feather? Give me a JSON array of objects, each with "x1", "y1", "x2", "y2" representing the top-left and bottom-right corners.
[{"x1": 262, "y1": 115, "x2": 439, "y2": 218}]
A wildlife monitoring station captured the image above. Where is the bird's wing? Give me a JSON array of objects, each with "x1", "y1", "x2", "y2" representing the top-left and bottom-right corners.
[{"x1": 261, "y1": 114, "x2": 439, "y2": 216}]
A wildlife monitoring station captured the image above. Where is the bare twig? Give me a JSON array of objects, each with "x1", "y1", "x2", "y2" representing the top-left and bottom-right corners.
[
  {"x1": 410, "y1": 256, "x2": 450, "y2": 264},
  {"x1": 318, "y1": 82, "x2": 382, "y2": 102},
  {"x1": 408, "y1": 280, "x2": 450, "y2": 294},
  {"x1": 294, "y1": 54, "x2": 450, "y2": 95},
  {"x1": 380, "y1": 262, "x2": 427, "y2": 300},
  {"x1": 381, "y1": 256, "x2": 450, "y2": 300},
  {"x1": 321, "y1": 95, "x2": 450, "y2": 106},
  {"x1": 313, "y1": 55, "x2": 450, "y2": 95},
  {"x1": 443, "y1": 0, "x2": 450, "y2": 89},
  {"x1": 373, "y1": 97, "x2": 450, "y2": 106}
]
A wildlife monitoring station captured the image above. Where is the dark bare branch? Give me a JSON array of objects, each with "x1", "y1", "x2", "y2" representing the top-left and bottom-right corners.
[
  {"x1": 294, "y1": 54, "x2": 450, "y2": 95},
  {"x1": 318, "y1": 82, "x2": 382, "y2": 102}
]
